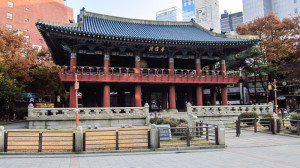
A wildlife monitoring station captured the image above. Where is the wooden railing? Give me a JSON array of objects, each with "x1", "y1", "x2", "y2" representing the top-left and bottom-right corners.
[{"x1": 58, "y1": 66, "x2": 240, "y2": 84}]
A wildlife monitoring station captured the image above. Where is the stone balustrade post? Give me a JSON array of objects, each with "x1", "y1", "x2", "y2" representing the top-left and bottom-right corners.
[
  {"x1": 144, "y1": 103, "x2": 149, "y2": 115},
  {"x1": 268, "y1": 102, "x2": 274, "y2": 113},
  {"x1": 144, "y1": 103, "x2": 150, "y2": 125},
  {"x1": 28, "y1": 103, "x2": 34, "y2": 117},
  {"x1": 186, "y1": 102, "x2": 192, "y2": 114},
  {"x1": 75, "y1": 126, "x2": 83, "y2": 152},
  {"x1": 218, "y1": 121, "x2": 225, "y2": 145},
  {"x1": 0, "y1": 126, "x2": 4, "y2": 152},
  {"x1": 150, "y1": 124, "x2": 159, "y2": 149}
]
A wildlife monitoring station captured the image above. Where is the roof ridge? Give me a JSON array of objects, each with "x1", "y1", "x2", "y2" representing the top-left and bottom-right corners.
[
  {"x1": 37, "y1": 19, "x2": 79, "y2": 27},
  {"x1": 83, "y1": 11, "x2": 193, "y2": 26}
]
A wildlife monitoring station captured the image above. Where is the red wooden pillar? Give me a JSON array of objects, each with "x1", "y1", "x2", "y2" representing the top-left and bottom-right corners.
[
  {"x1": 169, "y1": 55, "x2": 174, "y2": 75},
  {"x1": 162, "y1": 87, "x2": 168, "y2": 109},
  {"x1": 222, "y1": 85, "x2": 228, "y2": 105},
  {"x1": 130, "y1": 89, "x2": 135, "y2": 107},
  {"x1": 104, "y1": 50, "x2": 110, "y2": 74},
  {"x1": 196, "y1": 85, "x2": 203, "y2": 106},
  {"x1": 103, "y1": 84, "x2": 110, "y2": 107},
  {"x1": 169, "y1": 84, "x2": 176, "y2": 109},
  {"x1": 135, "y1": 84, "x2": 142, "y2": 107},
  {"x1": 195, "y1": 56, "x2": 201, "y2": 75},
  {"x1": 211, "y1": 87, "x2": 217, "y2": 106},
  {"x1": 135, "y1": 53, "x2": 140, "y2": 74},
  {"x1": 69, "y1": 50, "x2": 77, "y2": 108},
  {"x1": 69, "y1": 84, "x2": 76, "y2": 108}
]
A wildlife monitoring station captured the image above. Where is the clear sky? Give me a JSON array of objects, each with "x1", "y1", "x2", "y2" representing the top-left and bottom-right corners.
[{"x1": 65, "y1": 0, "x2": 243, "y2": 21}]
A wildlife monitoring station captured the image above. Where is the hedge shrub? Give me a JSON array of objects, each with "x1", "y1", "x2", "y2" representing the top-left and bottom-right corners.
[
  {"x1": 290, "y1": 114, "x2": 300, "y2": 127},
  {"x1": 150, "y1": 117, "x2": 188, "y2": 127},
  {"x1": 238, "y1": 112, "x2": 258, "y2": 125},
  {"x1": 259, "y1": 113, "x2": 273, "y2": 127}
]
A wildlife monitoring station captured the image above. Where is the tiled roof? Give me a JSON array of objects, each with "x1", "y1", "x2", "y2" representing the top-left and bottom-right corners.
[{"x1": 36, "y1": 11, "x2": 258, "y2": 45}]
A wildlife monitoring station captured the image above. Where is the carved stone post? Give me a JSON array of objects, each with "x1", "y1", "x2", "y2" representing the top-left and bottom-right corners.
[{"x1": 28, "y1": 103, "x2": 34, "y2": 117}]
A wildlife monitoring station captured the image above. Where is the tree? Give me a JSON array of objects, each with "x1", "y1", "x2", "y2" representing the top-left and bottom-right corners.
[
  {"x1": 0, "y1": 27, "x2": 65, "y2": 118},
  {"x1": 226, "y1": 47, "x2": 276, "y2": 103},
  {"x1": 0, "y1": 61, "x2": 22, "y2": 119},
  {"x1": 236, "y1": 14, "x2": 299, "y2": 64},
  {"x1": 235, "y1": 14, "x2": 300, "y2": 105}
]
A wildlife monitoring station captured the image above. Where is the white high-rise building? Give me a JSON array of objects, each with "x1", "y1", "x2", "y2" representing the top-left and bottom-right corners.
[
  {"x1": 156, "y1": 7, "x2": 183, "y2": 21},
  {"x1": 182, "y1": 0, "x2": 221, "y2": 33},
  {"x1": 243, "y1": 0, "x2": 300, "y2": 23},
  {"x1": 273, "y1": 0, "x2": 300, "y2": 20}
]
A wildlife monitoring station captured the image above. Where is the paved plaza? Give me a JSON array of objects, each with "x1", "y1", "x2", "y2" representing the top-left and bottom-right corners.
[{"x1": 0, "y1": 124, "x2": 300, "y2": 168}]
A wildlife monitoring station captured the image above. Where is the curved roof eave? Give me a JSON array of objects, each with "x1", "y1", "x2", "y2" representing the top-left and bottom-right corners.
[{"x1": 36, "y1": 11, "x2": 259, "y2": 45}]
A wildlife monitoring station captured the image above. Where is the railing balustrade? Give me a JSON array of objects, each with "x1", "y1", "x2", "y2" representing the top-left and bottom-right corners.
[
  {"x1": 28, "y1": 103, "x2": 150, "y2": 119},
  {"x1": 187, "y1": 103, "x2": 273, "y2": 116},
  {"x1": 58, "y1": 66, "x2": 240, "y2": 83}
]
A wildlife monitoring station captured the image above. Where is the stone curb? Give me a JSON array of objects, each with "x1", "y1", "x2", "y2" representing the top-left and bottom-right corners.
[
  {"x1": 247, "y1": 130, "x2": 300, "y2": 138},
  {"x1": 0, "y1": 120, "x2": 26, "y2": 126},
  {"x1": 0, "y1": 145, "x2": 226, "y2": 156}
]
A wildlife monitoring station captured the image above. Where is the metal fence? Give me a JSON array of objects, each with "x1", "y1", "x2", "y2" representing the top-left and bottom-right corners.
[
  {"x1": 277, "y1": 119, "x2": 300, "y2": 136},
  {"x1": 200, "y1": 118, "x2": 276, "y2": 137},
  {"x1": 158, "y1": 124, "x2": 218, "y2": 148}
]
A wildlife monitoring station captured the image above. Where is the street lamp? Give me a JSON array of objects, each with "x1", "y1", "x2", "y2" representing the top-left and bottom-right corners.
[{"x1": 268, "y1": 79, "x2": 278, "y2": 116}]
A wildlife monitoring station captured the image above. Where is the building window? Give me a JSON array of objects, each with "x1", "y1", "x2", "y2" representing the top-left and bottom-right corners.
[
  {"x1": 7, "y1": 12, "x2": 13, "y2": 19},
  {"x1": 23, "y1": 35, "x2": 30, "y2": 42},
  {"x1": 8, "y1": 1, "x2": 14, "y2": 8},
  {"x1": 6, "y1": 24, "x2": 12, "y2": 31},
  {"x1": 25, "y1": 18, "x2": 29, "y2": 22},
  {"x1": 295, "y1": 8, "x2": 298, "y2": 13},
  {"x1": 39, "y1": 39, "x2": 43, "y2": 44}
]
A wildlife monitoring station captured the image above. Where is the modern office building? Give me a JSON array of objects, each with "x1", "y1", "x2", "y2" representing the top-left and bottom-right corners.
[
  {"x1": 221, "y1": 11, "x2": 243, "y2": 34},
  {"x1": 156, "y1": 7, "x2": 183, "y2": 21},
  {"x1": 272, "y1": 0, "x2": 300, "y2": 19},
  {"x1": 243, "y1": 0, "x2": 299, "y2": 23},
  {"x1": 182, "y1": 0, "x2": 220, "y2": 33},
  {"x1": 0, "y1": 0, "x2": 73, "y2": 49},
  {"x1": 36, "y1": 9, "x2": 258, "y2": 110},
  {"x1": 182, "y1": 0, "x2": 195, "y2": 21}
]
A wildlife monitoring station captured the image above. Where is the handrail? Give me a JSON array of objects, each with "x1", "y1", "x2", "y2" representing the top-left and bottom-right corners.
[{"x1": 58, "y1": 66, "x2": 239, "y2": 77}]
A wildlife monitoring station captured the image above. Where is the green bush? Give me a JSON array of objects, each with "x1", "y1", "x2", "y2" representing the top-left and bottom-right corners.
[
  {"x1": 150, "y1": 117, "x2": 188, "y2": 127},
  {"x1": 150, "y1": 118, "x2": 164, "y2": 125},
  {"x1": 15, "y1": 108, "x2": 27, "y2": 120},
  {"x1": 291, "y1": 114, "x2": 300, "y2": 120},
  {"x1": 259, "y1": 113, "x2": 273, "y2": 127},
  {"x1": 238, "y1": 112, "x2": 258, "y2": 125},
  {"x1": 290, "y1": 114, "x2": 300, "y2": 127}
]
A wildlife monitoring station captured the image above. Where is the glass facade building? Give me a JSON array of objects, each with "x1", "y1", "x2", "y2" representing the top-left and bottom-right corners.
[
  {"x1": 156, "y1": 7, "x2": 183, "y2": 21},
  {"x1": 221, "y1": 11, "x2": 243, "y2": 34},
  {"x1": 243, "y1": 0, "x2": 299, "y2": 23}
]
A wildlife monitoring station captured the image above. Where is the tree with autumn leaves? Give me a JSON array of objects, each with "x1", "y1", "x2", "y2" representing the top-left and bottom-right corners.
[
  {"x1": 0, "y1": 28, "x2": 63, "y2": 119},
  {"x1": 236, "y1": 14, "x2": 300, "y2": 78},
  {"x1": 228, "y1": 14, "x2": 299, "y2": 104}
]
